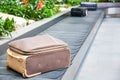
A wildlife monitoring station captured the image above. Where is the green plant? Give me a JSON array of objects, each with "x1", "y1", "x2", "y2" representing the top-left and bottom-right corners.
[
  {"x1": 0, "y1": 0, "x2": 60, "y2": 21},
  {"x1": 89, "y1": 0, "x2": 99, "y2": 2},
  {"x1": 3, "y1": 18, "x2": 15, "y2": 32},
  {"x1": 41, "y1": 0, "x2": 60, "y2": 17},
  {"x1": 0, "y1": 18, "x2": 15, "y2": 37},
  {"x1": 65, "y1": 0, "x2": 86, "y2": 6}
]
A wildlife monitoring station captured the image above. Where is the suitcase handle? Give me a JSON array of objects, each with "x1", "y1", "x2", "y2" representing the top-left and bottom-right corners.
[{"x1": 7, "y1": 49, "x2": 27, "y2": 60}]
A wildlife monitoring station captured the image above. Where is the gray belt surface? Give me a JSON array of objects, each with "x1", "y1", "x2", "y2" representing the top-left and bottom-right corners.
[{"x1": 0, "y1": 10, "x2": 103, "y2": 80}]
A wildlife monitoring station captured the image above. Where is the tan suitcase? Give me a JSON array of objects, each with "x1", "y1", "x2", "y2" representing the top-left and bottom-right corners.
[{"x1": 6, "y1": 35, "x2": 71, "y2": 78}]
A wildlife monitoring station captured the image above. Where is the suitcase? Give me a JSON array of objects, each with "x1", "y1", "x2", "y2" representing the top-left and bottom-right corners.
[
  {"x1": 80, "y1": 2, "x2": 97, "y2": 11},
  {"x1": 71, "y1": 7, "x2": 88, "y2": 17},
  {"x1": 6, "y1": 35, "x2": 71, "y2": 78}
]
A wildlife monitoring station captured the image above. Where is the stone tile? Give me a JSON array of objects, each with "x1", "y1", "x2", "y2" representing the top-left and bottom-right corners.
[{"x1": 75, "y1": 18, "x2": 120, "y2": 80}]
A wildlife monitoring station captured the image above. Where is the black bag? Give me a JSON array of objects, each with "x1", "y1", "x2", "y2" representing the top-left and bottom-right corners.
[
  {"x1": 80, "y1": 2, "x2": 97, "y2": 11},
  {"x1": 71, "y1": 7, "x2": 88, "y2": 17}
]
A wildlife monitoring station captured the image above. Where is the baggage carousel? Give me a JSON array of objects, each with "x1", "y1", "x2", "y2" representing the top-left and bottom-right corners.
[{"x1": 0, "y1": 9, "x2": 105, "y2": 80}]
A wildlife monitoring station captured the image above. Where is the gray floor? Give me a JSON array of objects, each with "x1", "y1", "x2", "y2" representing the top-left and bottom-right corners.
[{"x1": 75, "y1": 17, "x2": 120, "y2": 80}]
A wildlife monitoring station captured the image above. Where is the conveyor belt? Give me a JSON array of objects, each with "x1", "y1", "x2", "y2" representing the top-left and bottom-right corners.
[{"x1": 0, "y1": 10, "x2": 104, "y2": 80}]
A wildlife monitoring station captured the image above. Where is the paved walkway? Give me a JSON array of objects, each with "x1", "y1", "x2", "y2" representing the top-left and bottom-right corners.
[{"x1": 75, "y1": 17, "x2": 120, "y2": 80}]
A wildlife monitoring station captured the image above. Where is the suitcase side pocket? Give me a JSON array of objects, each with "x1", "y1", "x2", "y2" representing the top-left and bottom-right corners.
[{"x1": 6, "y1": 49, "x2": 27, "y2": 77}]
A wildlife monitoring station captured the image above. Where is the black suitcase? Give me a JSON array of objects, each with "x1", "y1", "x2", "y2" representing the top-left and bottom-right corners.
[
  {"x1": 71, "y1": 7, "x2": 88, "y2": 17},
  {"x1": 80, "y1": 2, "x2": 97, "y2": 11}
]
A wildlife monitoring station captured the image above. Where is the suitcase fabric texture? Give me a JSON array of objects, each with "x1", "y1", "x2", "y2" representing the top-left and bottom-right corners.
[
  {"x1": 6, "y1": 35, "x2": 71, "y2": 78},
  {"x1": 71, "y1": 7, "x2": 88, "y2": 17},
  {"x1": 80, "y1": 2, "x2": 97, "y2": 11}
]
